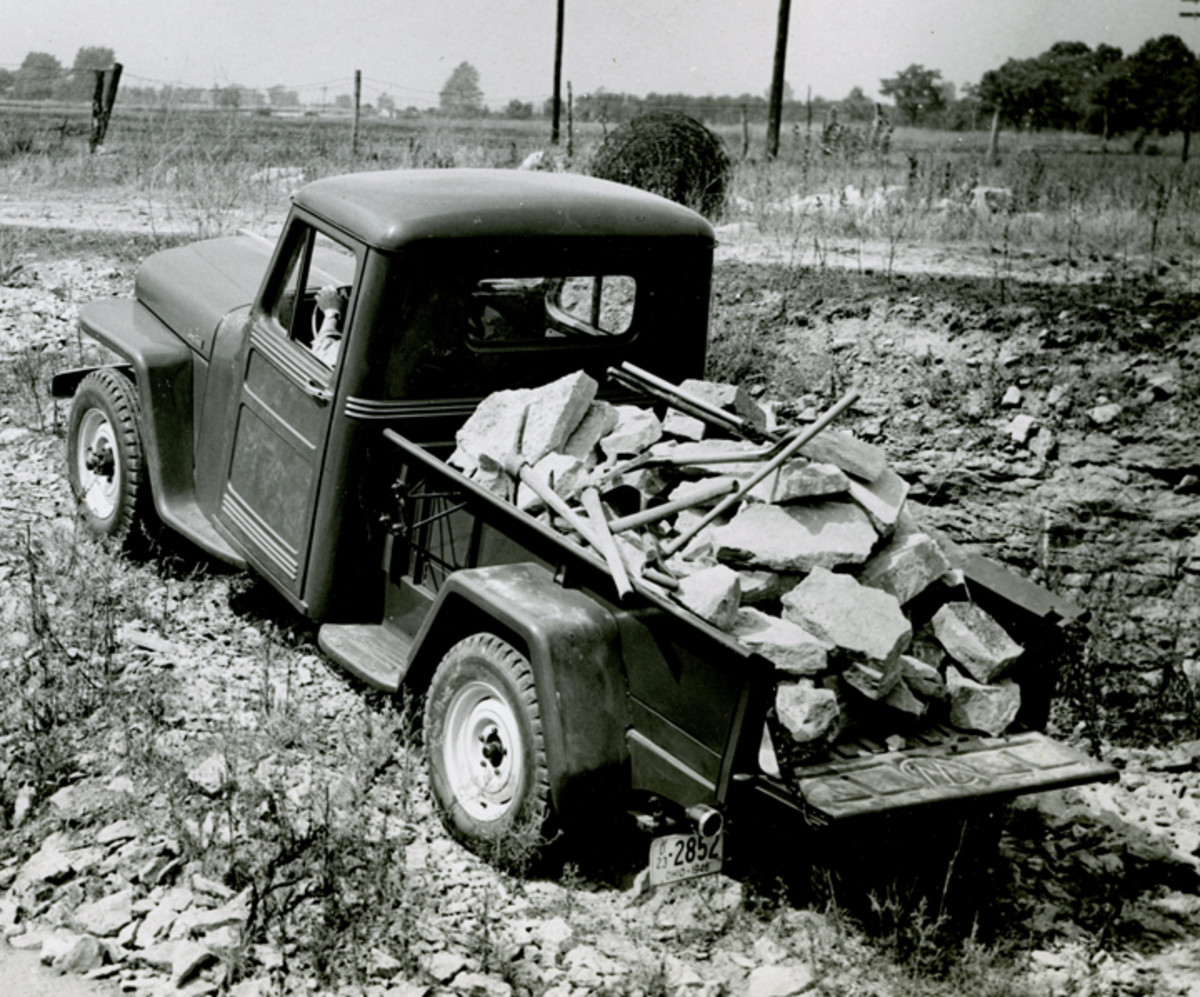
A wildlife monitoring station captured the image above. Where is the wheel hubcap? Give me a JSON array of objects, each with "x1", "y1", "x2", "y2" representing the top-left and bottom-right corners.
[
  {"x1": 442, "y1": 679, "x2": 523, "y2": 823},
  {"x1": 77, "y1": 409, "x2": 120, "y2": 520}
]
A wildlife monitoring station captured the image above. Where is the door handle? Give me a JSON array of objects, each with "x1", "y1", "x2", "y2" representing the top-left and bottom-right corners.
[{"x1": 303, "y1": 378, "x2": 333, "y2": 404}]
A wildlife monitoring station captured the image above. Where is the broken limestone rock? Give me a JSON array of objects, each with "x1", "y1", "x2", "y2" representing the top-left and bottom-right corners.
[
  {"x1": 73, "y1": 889, "x2": 133, "y2": 937},
  {"x1": 745, "y1": 461, "x2": 851, "y2": 504},
  {"x1": 885, "y1": 679, "x2": 928, "y2": 717},
  {"x1": 679, "y1": 378, "x2": 767, "y2": 431},
  {"x1": 516, "y1": 453, "x2": 588, "y2": 513},
  {"x1": 900, "y1": 655, "x2": 946, "y2": 699},
  {"x1": 798, "y1": 429, "x2": 887, "y2": 482},
  {"x1": 846, "y1": 466, "x2": 910, "y2": 537},
  {"x1": 662, "y1": 409, "x2": 707, "y2": 441},
  {"x1": 733, "y1": 607, "x2": 830, "y2": 676},
  {"x1": 946, "y1": 667, "x2": 1021, "y2": 736},
  {"x1": 562, "y1": 400, "x2": 619, "y2": 462},
  {"x1": 841, "y1": 656, "x2": 904, "y2": 701},
  {"x1": 521, "y1": 371, "x2": 598, "y2": 463},
  {"x1": 676, "y1": 565, "x2": 741, "y2": 630},
  {"x1": 600, "y1": 406, "x2": 664, "y2": 459},
  {"x1": 451, "y1": 387, "x2": 532, "y2": 470},
  {"x1": 858, "y1": 531, "x2": 951, "y2": 606},
  {"x1": 781, "y1": 567, "x2": 912, "y2": 685},
  {"x1": 931, "y1": 602, "x2": 1023, "y2": 684},
  {"x1": 713, "y1": 503, "x2": 877, "y2": 572},
  {"x1": 774, "y1": 681, "x2": 842, "y2": 746}
]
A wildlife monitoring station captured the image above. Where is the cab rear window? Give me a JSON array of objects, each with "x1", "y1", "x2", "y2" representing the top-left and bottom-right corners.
[{"x1": 468, "y1": 275, "x2": 636, "y2": 344}]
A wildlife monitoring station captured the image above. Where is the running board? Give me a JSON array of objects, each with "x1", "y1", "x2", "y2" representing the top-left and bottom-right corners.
[
  {"x1": 756, "y1": 731, "x2": 1116, "y2": 823},
  {"x1": 318, "y1": 622, "x2": 414, "y2": 692}
]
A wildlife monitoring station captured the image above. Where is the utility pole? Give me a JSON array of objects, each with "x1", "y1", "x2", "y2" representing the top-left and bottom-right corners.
[
  {"x1": 352, "y1": 69, "x2": 362, "y2": 156},
  {"x1": 1180, "y1": 0, "x2": 1199, "y2": 162},
  {"x1": 551, "y1": 0, "x2": 565, "y2": 144},
  {"x1": 765, "y1": 0, "x2": 792, "y2": 158}
]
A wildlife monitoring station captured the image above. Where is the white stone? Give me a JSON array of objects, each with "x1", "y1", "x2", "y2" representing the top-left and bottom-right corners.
[
  {"x1": 1008, "y1": 413, "x2": 1037, "y2": 445},
  {"x1": 745, "y1": 461, "x2": 851, "y2": 504},
  {"x1": 520, "y1": 371, "x2": 598, "y2": 463},
  {"x1": 714, "y1": 502, "x2": 877, "y2": 572},
  {"x1": 946, "y1": 667, "x2": 1021, "y2": 736},
  {"x1": 599, "y1": 406, "x2": 663, "y2": 459},
  {"x1": 858, "y1": 531, "x2": 951, "y2": 606},
  {"x1": 733, "y1": 608, "x2": 829, "y2": 676},
  {"x1": 663, "y1": 409, "x2": 707, "y2": 441},
  {"x1": 562, "y1": 400, "x2": 619, "y2": 461},
  {"x1": 932, "y1": 602, "x2": 1023, "y2": 683},
  {"x1": 782, "y1": 567, "x2": 911, "y2": 682},
  {"x1": 775, "y1": 682, "x2": 842, "y2": 745},
  {"x1": 846, "y1": 466, "x2": 909, "y2": 537},
  {"x1": 747, "y1": 962, "x2": 816, "y2": 997},
  {"x1": 1001, "y1": 385, "x2": 1022, "y2": 407},
  {"x1": 798, "y1": 430, "x2": 887, "y2": 482},
  {"x1": 74, "y1": 889, "x2": 133, "y2": 937},
  {"x1": 451, "y1": 387, "x2": 532, "y2": 468},
  {"x1": 677, "y1": 565, "x2": 741, "y2": 631}
]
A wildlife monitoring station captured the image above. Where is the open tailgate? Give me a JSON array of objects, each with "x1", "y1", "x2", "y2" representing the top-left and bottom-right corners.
[{"x1": 769, "y1": 730, "x2": 1116, "y2": 823}]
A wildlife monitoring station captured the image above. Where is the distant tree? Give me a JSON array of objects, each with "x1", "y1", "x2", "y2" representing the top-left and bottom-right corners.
[
  {"x1": 439, "y1": 61, "x2": 484, "y2": 116},
  {"x1": 504, "y1": 98, "x2": 533, "y2": 120},
  {"x1": 61, "y1": 46, "x2": 115, "y2": 100},
  {"x1": 213, "y1": 85, "x2": 241, "y2": 109},
  {"x1": 840, "y1": 86, "x2": 874, "y2": 122},
  {"x1": 880, "y1": 65, "x2": 946, "y2": 125},
  {"x1": 377, "y1": 92, "x2": 396, "y2": 117},
  {"x1": 267, "y1": 85, "x2": 300, "y2": 108},
  {"x1": 1125, "y1": 35, "x2": 1198, "y2": 136},
  {"x1": 0, "y1": 68, "x2": 13, "y2": 96},
  {"x1": 14, "y1": 51, "x2": 63, "y2": 100}
]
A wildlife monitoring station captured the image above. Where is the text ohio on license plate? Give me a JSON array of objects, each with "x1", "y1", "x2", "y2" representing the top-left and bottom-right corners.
[{"x1": 649, "y1": 830, "x2": 723, "y2": 886}]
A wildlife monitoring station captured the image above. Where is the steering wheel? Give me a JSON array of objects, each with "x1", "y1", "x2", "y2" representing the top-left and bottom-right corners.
[{"x1": 312, "y1": 287, "x2": 348, "y2": 339}]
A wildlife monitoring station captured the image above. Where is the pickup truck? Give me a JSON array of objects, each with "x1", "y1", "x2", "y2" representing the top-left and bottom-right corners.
[{"x1": 54, "y1": 169, "x2": 1114, "y2": 884}]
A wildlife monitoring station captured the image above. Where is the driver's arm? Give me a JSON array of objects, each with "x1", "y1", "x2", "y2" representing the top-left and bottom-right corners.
[{"x1": 312, "y1": 285, "x2": 345, "y2": 366}]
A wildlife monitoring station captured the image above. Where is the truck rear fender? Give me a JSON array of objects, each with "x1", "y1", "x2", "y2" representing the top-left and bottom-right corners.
[
  {"x1": 62, "y1": 299, "x2": 196, "y2": 530},
  {"x1": 405, "y1": 563, "x2": 631, "y2": 822}
]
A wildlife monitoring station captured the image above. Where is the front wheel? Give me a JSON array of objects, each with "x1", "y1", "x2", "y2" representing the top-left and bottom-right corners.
[
  {"x1": 424, "y1": 634, "x2": 552, "y2": 858},
  {"x1": 66, "y1": 369, "x2": 151, "y2": 548}
]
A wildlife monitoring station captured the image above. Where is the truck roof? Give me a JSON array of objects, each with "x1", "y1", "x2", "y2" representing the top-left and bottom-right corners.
[{"x1": 293, "y1": 168, "x2": 715, "y2": 252}]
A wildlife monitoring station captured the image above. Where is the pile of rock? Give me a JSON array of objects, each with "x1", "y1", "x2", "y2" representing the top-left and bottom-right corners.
[{"x1": 449, "y1": 371, "x2": 1040, "y2": 773}]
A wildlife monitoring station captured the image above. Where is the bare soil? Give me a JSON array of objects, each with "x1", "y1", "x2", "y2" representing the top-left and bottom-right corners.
[{"x1": 1, "y1": 210, "x2": 1199, "y2": 995}]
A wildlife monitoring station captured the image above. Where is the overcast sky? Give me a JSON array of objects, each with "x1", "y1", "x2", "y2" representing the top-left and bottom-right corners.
[{"x1": 3, "y1": 1, "x2": 1194, "y2": 108}]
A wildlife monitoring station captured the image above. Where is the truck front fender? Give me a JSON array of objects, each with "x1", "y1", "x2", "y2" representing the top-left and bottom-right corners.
[
  {"x1": 69, "y1": 299, "x2": 195, "y2": 537},
  {"x1": 407, "y1": 562, "x2": 631, "y2": 824}
]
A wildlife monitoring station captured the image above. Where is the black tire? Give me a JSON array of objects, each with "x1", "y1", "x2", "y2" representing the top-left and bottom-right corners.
[
  {"x1": 66, "y1": 369, "x2": 151, "y2": 548},
  {"x1": 424, "y1": 634, "x2": 552, "y2": 857}
]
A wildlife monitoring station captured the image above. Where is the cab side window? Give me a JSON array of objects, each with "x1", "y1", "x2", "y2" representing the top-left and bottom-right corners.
[{"x1": 265, "y1": 224, "x2": 358, "y2": 366}]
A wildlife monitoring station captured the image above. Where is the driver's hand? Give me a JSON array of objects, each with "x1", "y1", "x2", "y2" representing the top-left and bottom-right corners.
[{"x1": 316, "y1": 284, "x2": 345, "y2": 313}]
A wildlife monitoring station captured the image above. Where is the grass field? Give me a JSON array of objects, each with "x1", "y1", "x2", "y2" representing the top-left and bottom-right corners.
[{"x1": 1, "y1": 103, "x2": 1198, "y2": 269}]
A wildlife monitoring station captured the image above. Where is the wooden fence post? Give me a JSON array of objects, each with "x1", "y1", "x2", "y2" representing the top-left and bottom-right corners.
[
  {"x1": 741, "y1": 104, "x2": 749, "y2": 158},
  {"x1": 89, "y1": 70, "x2": 106, "y2": 153},
  {"x1": 567, "y1": 81, "x2": 574, "y2": 159}
]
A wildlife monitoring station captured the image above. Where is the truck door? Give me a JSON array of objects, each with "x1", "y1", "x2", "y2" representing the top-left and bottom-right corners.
[{"x1": 216, "y1": 221, "x2": 358, "y2": 600}]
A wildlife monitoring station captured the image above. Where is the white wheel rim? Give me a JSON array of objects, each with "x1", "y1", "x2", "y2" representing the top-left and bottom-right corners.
[
  {"x1": 77, "y1": 408, "x2": 120, "y2": 520},
  {"x1": 442, "y1": 678, "x2": 524, "y2": 823}
]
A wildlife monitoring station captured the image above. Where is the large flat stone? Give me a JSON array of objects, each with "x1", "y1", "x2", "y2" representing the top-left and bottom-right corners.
[
  {"x1": 662, "y1": 409, "x2": 707, "y2": 441},
  {"x1": 782, "y1": 567, "x2": 911, "y2": 679},
  {"x1": 733, "y1": 607, "x2": 830, "y2": 676},
  {"x1": 714, "y1": 503, "x2": 877, "y2": 572},
  {"x1": 521, "y1": 371, "x2": 598, "y2": 463},
  {"x1": 73, "y1": 889, "x2": 133, "y2": 937},
  {"x1": 798, "y1": 429, "x2": 887, "y2": 482},
  {"x1": 846, "y1": 466, "x2": 909, "y2": 536},
  {"x1": 946, "y1": 667, "x2": 1021, "y2": 736},
  {"x1": 858, "y1": 531, "x2": 951, "y2": 605},
  {"x1": 932, "y1": 602, "x2": 1023, "y2": 683},
  {"x1": 562, "y1": 400, "x2": 619, "y2": 462},
  {"x1": 745, "y1": 461, "x2": 851, "y2": 504}
]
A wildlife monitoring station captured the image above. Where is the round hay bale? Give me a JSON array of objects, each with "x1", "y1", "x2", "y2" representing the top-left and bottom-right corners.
[{"x1": 589, "y1": 111, "x2": 730, "y2": 220}]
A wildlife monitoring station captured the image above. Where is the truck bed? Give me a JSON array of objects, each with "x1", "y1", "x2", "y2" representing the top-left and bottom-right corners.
[{"x1": 376, "y1": 429, "x2": 1116, "y2": 823}]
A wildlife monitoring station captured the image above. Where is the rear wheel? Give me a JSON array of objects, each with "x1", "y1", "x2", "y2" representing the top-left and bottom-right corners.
[
  {"x1": 424, "y1": 634, "x2": 552, "y2": 857},
  {"x1": 67, "y1": 369, "x2": 151, "y2": 548}
]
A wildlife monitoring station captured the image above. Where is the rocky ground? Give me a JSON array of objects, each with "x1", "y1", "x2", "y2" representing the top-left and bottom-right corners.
[{"x1": 0, "y1": 222, "x2": 1199, "y2": 997}]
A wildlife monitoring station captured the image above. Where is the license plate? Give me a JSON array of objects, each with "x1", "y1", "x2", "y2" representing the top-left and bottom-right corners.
[{"x1": 649, "y1": 830, "x2": 723, "y2": 886}]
